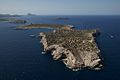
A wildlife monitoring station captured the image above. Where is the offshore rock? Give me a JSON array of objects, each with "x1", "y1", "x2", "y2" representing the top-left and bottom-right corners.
[{"x1": 40, "y1": 29, "x2": 103, "y2": 71}]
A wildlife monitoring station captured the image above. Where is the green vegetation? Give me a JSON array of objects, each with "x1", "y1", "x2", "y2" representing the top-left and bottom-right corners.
[{"x1": 43, "y1": 29, "x2": 99, "y2": 55}]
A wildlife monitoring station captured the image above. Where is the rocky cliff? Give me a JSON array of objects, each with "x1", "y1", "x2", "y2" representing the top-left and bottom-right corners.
[{"x1": 40, "y1": 29, "x2": 103, "y2": 71}]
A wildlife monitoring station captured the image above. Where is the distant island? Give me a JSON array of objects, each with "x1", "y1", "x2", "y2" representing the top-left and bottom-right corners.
[
  {"x1": 0, "y1": 14, "x2": 21, "y2": 17},
  {"x1": 0, "y1": 18, "x2": 9, "y2": 22},
  {"x1": 27, "y1": 13, "x2": 36, "y2": 16},
  {"x1": 0, "y1": 18, "x2": 27, "y2": 24},
  {"x1": 15, "y1": 24, "x2": 74, "y2": 30},
  {"x1": 55, "y1": 17, "x2": 70, "y2": 20},
  {"x1": 0, "y1": 13, "x2": 37, "y2": 17}
]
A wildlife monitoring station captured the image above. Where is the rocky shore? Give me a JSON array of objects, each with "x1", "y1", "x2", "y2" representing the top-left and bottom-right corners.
[{"x1": 40, "y1": 29, "x2": 103, "y2": 71}]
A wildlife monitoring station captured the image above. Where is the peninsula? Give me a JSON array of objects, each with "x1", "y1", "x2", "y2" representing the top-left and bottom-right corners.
[{"x1": 40, "y1": 29, "x2": 102, "y2": 71}]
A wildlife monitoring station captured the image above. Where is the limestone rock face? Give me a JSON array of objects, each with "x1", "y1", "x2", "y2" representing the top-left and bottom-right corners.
[{"x1": 40, "y1": 29, "x2": 103, "y2": 71}]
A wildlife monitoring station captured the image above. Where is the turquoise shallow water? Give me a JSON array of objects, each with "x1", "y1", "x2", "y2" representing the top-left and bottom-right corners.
[{"x1": 0, "y1": 15, "x2": 120, "y2": 80}]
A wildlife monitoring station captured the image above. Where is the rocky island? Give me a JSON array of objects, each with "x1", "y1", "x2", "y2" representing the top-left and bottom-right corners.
[
  {"x1": 40, "y1": 29, "x2": 102, "y2": 71},
  {"x1": 16, "y1": 24, "x2": 74, "y2": 30},
  {"x1": 15, "y1": 23, "x2": 103, "y2": 71},
  {"x1": 55, "y1": 17, "x2": 70, "y2": 20}
]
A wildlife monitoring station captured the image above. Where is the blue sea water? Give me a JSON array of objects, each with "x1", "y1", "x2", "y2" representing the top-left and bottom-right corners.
[{"x1": 0, "y1": 15, "x2": 120, "y2": 80}]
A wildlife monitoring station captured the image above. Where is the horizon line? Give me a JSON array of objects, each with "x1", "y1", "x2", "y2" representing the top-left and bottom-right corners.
[{"x1": 0, "y1": 13, "x2": 120, "y2": 16}]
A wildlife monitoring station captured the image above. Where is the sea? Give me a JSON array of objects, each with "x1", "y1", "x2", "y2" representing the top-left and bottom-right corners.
[{"x1": 0, "y1": 15, "x2": 120, "y2": 80}]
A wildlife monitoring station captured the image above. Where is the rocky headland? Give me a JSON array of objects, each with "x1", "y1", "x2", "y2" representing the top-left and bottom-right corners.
[{"x1": 40, "y1": 29, "x2": 102, "y2": 71}]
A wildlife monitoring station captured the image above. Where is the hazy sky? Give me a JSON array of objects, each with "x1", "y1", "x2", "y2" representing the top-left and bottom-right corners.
[{"x1": 0, "y1": 0, "x2": 120, "y2": 15}]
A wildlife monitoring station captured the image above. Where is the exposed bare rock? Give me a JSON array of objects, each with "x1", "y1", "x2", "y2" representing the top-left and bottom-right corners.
[{"x1": 40, "y1": 29, "x2": 103, "y2": 71}]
